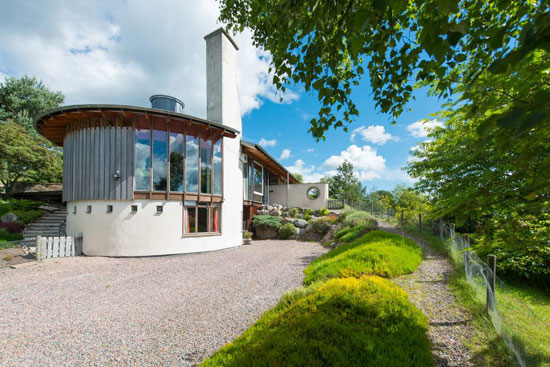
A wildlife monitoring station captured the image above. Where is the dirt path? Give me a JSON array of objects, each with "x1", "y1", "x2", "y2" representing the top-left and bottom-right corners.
[{"x1": 377, "y1": 220, "x2": 474, "y2": 367}]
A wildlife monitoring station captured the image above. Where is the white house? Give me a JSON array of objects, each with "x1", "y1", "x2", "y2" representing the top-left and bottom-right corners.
[{"x1": 34, "y1": 28, "x2": 328, "y2": 257}]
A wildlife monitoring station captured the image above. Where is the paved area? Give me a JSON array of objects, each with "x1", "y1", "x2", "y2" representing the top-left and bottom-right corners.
[
  {"x1": 0, "y1": 240, "x2": 327, "y2": 367},
  {"x1": 378, "y1": 220, "x2": 473, "y2": 367}
]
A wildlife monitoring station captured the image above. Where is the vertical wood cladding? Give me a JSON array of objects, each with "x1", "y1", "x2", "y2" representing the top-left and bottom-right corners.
[{"x1": 63, "y1": 127, "x2": 134, "y2": 201}]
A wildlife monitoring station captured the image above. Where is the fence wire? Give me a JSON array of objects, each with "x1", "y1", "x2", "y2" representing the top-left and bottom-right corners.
[{"x1": 439, "y1": 221, "x2": 530, "y2": 367}]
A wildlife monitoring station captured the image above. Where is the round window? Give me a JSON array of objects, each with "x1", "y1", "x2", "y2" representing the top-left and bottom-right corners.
[{"x1": 307, "y1": 187, "x2": 320, "y2": 200}]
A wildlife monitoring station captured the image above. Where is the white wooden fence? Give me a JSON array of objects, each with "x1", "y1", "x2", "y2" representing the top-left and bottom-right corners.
[{"x1": 35, "y1": 235, "x2": 82, "y2": 261}]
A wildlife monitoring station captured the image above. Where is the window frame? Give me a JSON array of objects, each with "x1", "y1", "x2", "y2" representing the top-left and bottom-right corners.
[
  {"x1": 182, "y1": 202, "x2": 222, "y2": 236},
  {"x1": 253, "y1": 161, "x2": 264, "y2": 196}
]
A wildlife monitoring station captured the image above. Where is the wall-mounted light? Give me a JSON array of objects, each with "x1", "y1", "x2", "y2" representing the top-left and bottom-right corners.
[{"x1": 112, "y1": 170, "x2": 120, "y2": 180}]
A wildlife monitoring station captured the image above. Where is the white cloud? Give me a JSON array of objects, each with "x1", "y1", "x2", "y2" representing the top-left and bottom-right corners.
[
  {"x1": 323, "y1": 145, "x2": 386, "y2": 172},
  {"x1": 285, "y1": 159, "x2": 324, "y2": 183},
  {"x1": 0, "y1": 0, "x2": 298, "y2": 118},
  {"x1": 259, "y1": 138, "x2": 276, "y2": 147},
  {"x1": 279, "y1": 148, "x2": 291, "y2": 160},
  {"x1": 306, "y1": 148, "x2": 314, "y2": 153},
  {"x1": 351, "y1": 125, "x2": 398, "y2": 145},
  {"x1": 407, "y1": 119, "x2": 443, "y2": 138}
]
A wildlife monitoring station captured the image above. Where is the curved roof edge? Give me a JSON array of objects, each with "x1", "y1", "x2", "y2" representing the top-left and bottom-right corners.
[{"x1": 34, "y1": 104, "x2": 240, "y2": 138}]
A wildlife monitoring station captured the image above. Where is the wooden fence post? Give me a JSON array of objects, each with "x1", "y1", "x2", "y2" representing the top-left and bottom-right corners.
[
  {"x1": 486, "y1": 254, "x2": 496, "y2": 312},
  {"x1": 36, "y1": 236, "x2": 42, "y2": 261},
  {"x1": 418, "y1": 213, "x2": 422, "y2": 233}
]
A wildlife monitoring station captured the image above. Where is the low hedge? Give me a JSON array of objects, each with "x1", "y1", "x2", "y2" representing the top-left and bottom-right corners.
[
  {"x1": 0, "y1": 229, "x2": 23, "y2": 242},
  {"x1": 341, "y1": 210, "x2": 375, "y2": 227},
  {"x1": 202, "y1": 276, "x2": 432, "y2": 367},
  {"x1": 304, "y1": 230, "x2": 422, "y2": 285},
  {"x1": 252, "y1": 215, "x2": 283, "y2": 230},
  {"x1": 335, "y1": 220, "x2": 378, "y2": 243}
]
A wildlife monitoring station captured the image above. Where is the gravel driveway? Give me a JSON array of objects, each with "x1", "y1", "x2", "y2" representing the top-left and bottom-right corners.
[{"x1": 0, "y1": 240, "x2": 327, "y2": 367}]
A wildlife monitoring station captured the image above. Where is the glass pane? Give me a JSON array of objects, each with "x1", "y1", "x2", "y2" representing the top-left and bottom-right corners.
[
  {"x1": 152, "y1": 130, "x2": 167, "y2": 191},
  {"x1": 185, "y1": 134, "x2": 199, "y2": 193},
  {"x1": 186, "y1": 207, "x2": 196, "y2": 233},
  {"x1": 198, "y1": 207, "x2": 208, "y2": 232},
  {"x1": 200, "y1": 136, "x2": 212, "y2": 194},
  {"x1": 135, "y1": 129, "x2": 150, "y2": 190},
  {"x1": 254, "y1": 163, "x2": 263, "y2": 194},
  {"x1": 169, "y1": 132, "x2": 184, "y2": 192},
  {"x1": 212, "y1": 207, "x2": 220, "y2": 232},
  {"x1": 213, "y1": 137, "x2": 222, "y2": 195}
]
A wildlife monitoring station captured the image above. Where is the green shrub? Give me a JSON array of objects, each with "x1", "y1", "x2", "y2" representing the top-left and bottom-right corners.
[
  {"x1": 309, "y1": 217, "x2": 333, "y2": 235},
  {"x1": 243, "y1": 231, "x2": 253, "y2": 239},
  {"x1": 304, "y1": 230, "x2": 422, "y2": 285},
  {"x1": 336, "y1": 221, "x2": 378, "y2": 243},
  {"x1": 0, "y1": 199, "x2": 42, "y2": 216},
  {"x1": 279, "y1": 223, "x2": 296, "y2": 239},
  {"x1": 342, "y1": 210, "x2": 374, "y2": 227},
  {"x1": 339, "y1": 208, "x2": 356, "y2": 223},
  {"x1": 303, "y1": 212, "x2": 311, "y2": 221},
  {"x1": 0, "y1": 229, "x2": 23, "y2": 241},
  {"x1": 202, "y1": 276, "x2": 432, "y2": 367},
  {"x1": 252, "y1": 215, "x2": 283, "y2": 230},
  {"x1": 10, "y1": 209, "x2": 44, "y2": 224},
  {"x1": 319, "y1": 207, "x2": 330, "y2": 216},
  {"x1": 289, "y1": 208, "x2": 299, "y2": 218}
]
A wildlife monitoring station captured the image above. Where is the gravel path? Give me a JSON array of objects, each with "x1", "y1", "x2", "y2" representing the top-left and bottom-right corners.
[
  {"x1": 0, "y1": 240, "x2": 327, "y2": 367},
  {"x1": 377, "y1": 220, "x2": 474, "y2": 367}
]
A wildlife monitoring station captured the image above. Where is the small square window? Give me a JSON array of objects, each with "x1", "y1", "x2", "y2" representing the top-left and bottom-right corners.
[
  {"x1": 156, "y1": 205, "x2": 163, "y2": 213},
  {"x1": 86, "y1": 205, "x2": 92, "y2": 214},
  {"x1": 73, "y1": 206, "x2": 77, "y2": 214},
  {"x1": 131, "y1": 205, "x2": 138, "y2": 213},
  {"x1": 106, "y1": 205, "x2": 113, "y2": 213}
]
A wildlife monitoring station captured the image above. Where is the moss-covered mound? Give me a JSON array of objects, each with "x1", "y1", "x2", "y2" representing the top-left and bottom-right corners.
[
  {"x1": 202, "y1": 276, "x2": 432, "y2": 367},
  {"x1": 304, "y1": 230, "x2": 422, "y2": 285}
]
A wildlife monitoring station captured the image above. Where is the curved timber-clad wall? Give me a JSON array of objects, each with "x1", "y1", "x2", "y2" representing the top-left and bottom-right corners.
[{"x1": 63, "y1": 126, "x2": 135, "y2": 202}]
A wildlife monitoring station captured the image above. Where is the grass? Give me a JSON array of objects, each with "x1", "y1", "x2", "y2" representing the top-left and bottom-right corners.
[
  {"x1": 2, "y1": 254, "x2": 14, "y2": 261},
  {"x1": 334, "y1": 220, "x2": 377, "y2": 243},
  {"x1": 303, "y1": 230, "x2": 422, "y2": 285},
  {"x1": 202, "y1": 276, "x2": 433, "y2": 367},
  {"x1": 402, "y1": 223, "x2": 550, "y2": 367}
]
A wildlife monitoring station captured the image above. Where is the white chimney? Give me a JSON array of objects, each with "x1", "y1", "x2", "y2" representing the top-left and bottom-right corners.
[{"x1": 204, "y1": 28, "x2": 242, "y2": 134}]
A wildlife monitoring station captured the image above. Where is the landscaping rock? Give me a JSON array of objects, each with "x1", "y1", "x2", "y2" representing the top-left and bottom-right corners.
[
  {"x1": 321, "y1": 224, "x2": 340, "y2": 245},
  {"x1": 282, "y1": 217, "x2": 294, "y2": 225},
  {"x1": 269, "y1": 209, "x2": 281, "y2": 217},
  {"x1": 257, "y1": 209, "x2": 269, "y2": 215},
  {"x1": 305, "y1": 224, "x2": 313, "y2": 232},
  {"x1": 255, "y1": 225, "x2": 279, "y2": 240},
  {"x1": 294, "y1": 219, "x2": 307, "y2": 228},
  {"x1": 1, "y1": 213, "x2": 18, "y2": 223},
  {"x1": 267, "y1": 205, "x2": 274, "y2": 212}
]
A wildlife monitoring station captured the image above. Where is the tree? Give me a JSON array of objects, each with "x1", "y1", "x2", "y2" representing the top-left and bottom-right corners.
[
  {"x1": 0, "y1": 76, "x2": 64, "y2": 194},
  {"x1": 292, "y1": 173, "x2": 304, "y2": 183},
  {"x1": 328, "y1": 160, "x2": 365, "y2": 204},
  {"x1": 0, "y1": 122, "x2": 63, "y2": 198},
  {"x1": 219, "y1": 0, "x2": 548, "y2": 139},
  {"x1": 0, "y1": 75, "x2": 64, "y2": 135}
]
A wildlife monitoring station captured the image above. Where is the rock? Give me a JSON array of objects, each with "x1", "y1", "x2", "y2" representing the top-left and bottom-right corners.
[
  {"x1": 269, "y1": 209, "x2": 281, "y2": 217},
  {"x1": 257, "y1": 209, "x2": 269, "y2": 215},
  {"x1": 281, "y1": 212, "x2": 289, "y2": 218},
  {"x1": 294, "y1": 219, "x2": 307, "y2": 228},
  {"x1": 299, "y1": 228, "x2": 307, "y2": 236},
  {"x1": 1, "y1": 212, "x2": 18, "y2": 222},
  {"x1": 321, "y1": 224, "x2": 340, "y2": 245},
  {"x1": 267, "y1": 205, "x2": 274, "y2": 211},
  {"x1": 255, "y1": 225, "x2": 279, "y2": 240},
  {"x1": 305, "y1": 224, "x2": 313, "y2": 232},
  {"x1": 304, "y1": 231, "x2": 324, "y2": 242},
  {"x1": 282, "y1": 217, "x2": 294, "y2": 225}
]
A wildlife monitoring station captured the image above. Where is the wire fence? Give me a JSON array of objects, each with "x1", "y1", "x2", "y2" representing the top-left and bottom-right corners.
[{"x1": 438, "y1": 221, "x2": 530, "y2": 367}]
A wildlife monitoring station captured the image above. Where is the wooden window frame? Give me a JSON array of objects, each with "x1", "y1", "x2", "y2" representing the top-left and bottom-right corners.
[
  {"x1": 182, "y1": 202, "x2": 222, "y2": 236},
  {"x1": 253, "y1": 161, "x2": 264, "y2": 196}
]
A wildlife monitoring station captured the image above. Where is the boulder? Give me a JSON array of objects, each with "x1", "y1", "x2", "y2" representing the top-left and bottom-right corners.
[
  {"x1": 294, "y1": 219, "x2": 307, "y2": 228},
  {"x1": 267, "y1": 205, "x2": 274, "y2": 212},
  {"x1": 269, "y1": 209, "x2": 282, "y2": 217},
  {"x1": 282, "y1": 217, "x2": 294, "y2": 225},
  {"x1": 304, "y1": 231, "x2": 324, "y2": 242},
  {"x1": 257, "y1": 209, "x2": 269, "y2": 215},
  {"x1": 1, "y1": 212, "x2": 18, "y2": 223},
  {"x1": 255, "y1": 225, "x2": 279, "y2": 240},
  {"x1": 305, "y1": 224, "x2": 313, "y2": 232}
]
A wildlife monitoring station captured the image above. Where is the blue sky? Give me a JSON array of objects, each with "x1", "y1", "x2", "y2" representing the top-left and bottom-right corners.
[{"x1": 0, "y1": 0, "x2": 445, "y2": 191}]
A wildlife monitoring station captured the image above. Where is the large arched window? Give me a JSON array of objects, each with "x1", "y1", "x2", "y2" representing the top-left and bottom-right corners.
[{"x1": 134, "y1": 116, "x2": 223, "y2": 235}]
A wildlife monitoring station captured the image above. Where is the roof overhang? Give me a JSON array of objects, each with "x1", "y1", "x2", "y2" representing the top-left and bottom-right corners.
[
  {"x1": 34, "y1": 104, "x2": 240, "y2": 146},
  {"x1": 241, "y1": 141, "x2": 299, "y2": 184}
]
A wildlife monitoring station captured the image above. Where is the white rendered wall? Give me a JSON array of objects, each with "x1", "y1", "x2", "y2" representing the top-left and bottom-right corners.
[
  {"x1": 269, "y1": 183, "x2": 329, "y2": 210},
  {"x1": 66, "y1": 200, "x2": 241, "y2": 256}
]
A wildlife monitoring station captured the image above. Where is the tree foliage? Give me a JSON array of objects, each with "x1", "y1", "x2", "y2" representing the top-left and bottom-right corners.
[
  {"x1": 219, "y1": 0, "x2": 548, "y2": 139},
  {"x1": 0, "y1": 76, "x2": 64, "y2": 196},
  {"x1": 406, "y1": 54, "x2": 550, "y2": 281},
  {"x1": 326, "y1": 160, "x2": 365, "y2": 204},
  {"x1": 0, "y1": 122, "x2": 63, "y2": 197},
  {"x1": 0, "y1": 75, "x2": 64, "y2": 135}
]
